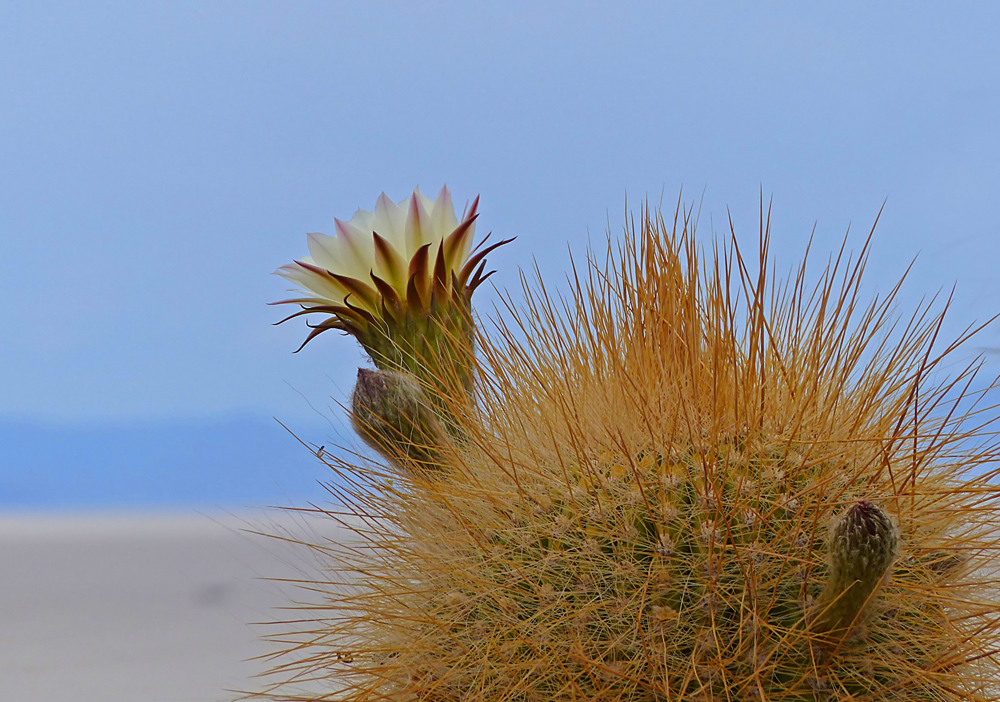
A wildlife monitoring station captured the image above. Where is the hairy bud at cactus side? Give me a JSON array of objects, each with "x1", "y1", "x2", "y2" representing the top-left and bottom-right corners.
[
  {"x1": 815, "y1": 500, "x2": 898, "y2": 635},
  {"x1": 816, "y1": 500, "x2": 899, "y2": 632},
  {"x1": 351, "y1": 368, "x2": 448, "y2": 473}
]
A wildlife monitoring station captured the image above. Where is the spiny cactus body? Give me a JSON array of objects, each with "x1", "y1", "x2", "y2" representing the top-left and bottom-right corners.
[{"x1": 268, "y1": 203, "x2": 1000, "y2": 702}]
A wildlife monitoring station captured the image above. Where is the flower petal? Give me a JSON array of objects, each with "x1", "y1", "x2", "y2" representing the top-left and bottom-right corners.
[
  {"x1": 404, "y1": 191, "x2": 434, "y2": 254},
  {"x1": 458, "y1": 237, "x2": 515, "y2": 287},
  {"x1": 306, "y1": 231, "x2": 341, "y2": 270},
  {"x1": 268, "y1": 296, "x2": 335, "y2": 307},
  {"x1": 431, "y1": 185, "x2": 459, "y2": 237},
  {"x1": 442, "y1": 214, "x2": 478, "y2": 272},
  {"x1": 275, "y1": 186, "x2": 494, "y2": 344},
  {"x1": 348, "y1": 207, "x2": 376, "y2": 233},
  {"x1": 411, "y1": 186, "x2": 434, "y2": 213},
  {"x1": 370, "y1": 272, "x2": 403, "y2": 317},
  {"x1": 407, "y1": 242, "x2": 432, "y2": 310},
  {"x1": 275, "y1": 262, "x2": 349, "y2": 303},
  {"x1": 334, "y1": 219, "x2": 375, "y2": 276},
  {"x1": 292, "y1": 319, "x2": 345, "y2": 353},
  {"x1": 462, "y1": 194, "x2": 480, "y2": 224},
  {"x1": 325, "y1": 270, "x2": 381, "y2": 311},
  {"x1": 373, "y1": 192, "x2": 406, "y2": 250},
  {"x1": 432, "y1": 242, "x2": 449, "y2": 302},
  {"x1": 373, "y1": 231, "x2": 407, "y2": 292}
]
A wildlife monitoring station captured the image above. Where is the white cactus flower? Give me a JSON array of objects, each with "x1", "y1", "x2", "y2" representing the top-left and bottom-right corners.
[
  {"x1": 274, "y1": 186, "x2": 509, "y2": 352},
  {"x1": 274, "y1": 186, "x2": 511, "y2": 394}
]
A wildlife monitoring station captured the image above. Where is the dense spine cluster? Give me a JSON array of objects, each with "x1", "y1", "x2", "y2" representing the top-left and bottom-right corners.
[{"x1": 268, "y1": 200, "x2": 1000, "y2": 702}]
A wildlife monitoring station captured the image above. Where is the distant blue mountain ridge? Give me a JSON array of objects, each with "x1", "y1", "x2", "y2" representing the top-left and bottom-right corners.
[{"x1": 0, "y1": 416, "x2": 352, "y2": 510}]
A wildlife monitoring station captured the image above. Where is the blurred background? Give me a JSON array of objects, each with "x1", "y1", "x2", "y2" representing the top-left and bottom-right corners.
[{"x1": 1, "y1": 2, "x2": 998, "y2": 700}]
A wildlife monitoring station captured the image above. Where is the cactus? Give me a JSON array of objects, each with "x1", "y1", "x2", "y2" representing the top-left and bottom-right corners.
[
  {"x1": 814, "y1": 500, "x2": 898, "y2": 636},
  {"x1": 351, "y1": 367, "x2": 449, "y2": 473},
  {"x1": 267, "y1": 200, "x2": 1000, "y2": 702}
]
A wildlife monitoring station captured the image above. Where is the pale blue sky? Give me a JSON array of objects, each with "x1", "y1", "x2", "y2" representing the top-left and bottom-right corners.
[{"x1": 2, "y1": 2, "x2": 999, "y2": 433}]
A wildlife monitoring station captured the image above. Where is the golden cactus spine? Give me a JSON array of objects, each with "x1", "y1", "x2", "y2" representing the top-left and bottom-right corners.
[{"x1": 268, "y1": 199, "x2": 1000, "y2": 702}]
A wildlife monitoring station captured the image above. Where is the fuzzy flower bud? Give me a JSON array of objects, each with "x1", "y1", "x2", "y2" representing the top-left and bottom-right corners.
[
  {"x1": 351, "y1": 368, "x2": 448, "y2": 473},
  {"x1": 815, "y1": 499, "x2": 898, "y2": 634}
]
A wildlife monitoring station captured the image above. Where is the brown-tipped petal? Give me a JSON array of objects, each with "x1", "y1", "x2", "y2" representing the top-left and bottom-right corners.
[
  {"x1": 339, "y1": 294, "x2": 379, "y2": 324},
  {"x1": 328, "y1": 272, "x2": 381, "y2": 311},
  {"x1": 268, "y1": 297, "x2": 334, "y2": 307},
  {"x1": 293, "y1": 319, "x2": 346, "y2": 353},
  {"x1": 464, "y1": 194, "x2": 480, "y2": 221},
  {"x1": 406, "y1": 271, "x2": 427, "y2": 312},
  {"x1": 281, "y1": 261, "x2": 350, "y2": 302},
  {"x1": 407, "y1": 242, "x2": 432, "y2": 277},
  {"x1": 407, "y1": 243, "x2": 432, "y2": 305},
  {"x1": 273, "y1": 307, "x2": 328, "y2": 326},
  {"x1": 304, "y1": 299, "x2": 375, "y2": 325},
  {"x1": 432, "y1": 242, "x2": 449, "y2": 303},
  {"x1": 293, "y1": 259, "x2": 345, "y2": 281},
  {"x1": 442, "y1": 214, "x2": 478, "y2": 272},
  {"x1": 330, "y1": 304, "x2": 375, "y2": 326},
  {"x1": 274, "y1": 303, "x2": 373, "y2": 327},
  {"x1": 370, "y1": 272, "x2": 403, "y2": 317},
  {"x1": 372, "y1": 232, "x2": 407, "y2": 291},
  {"x1": 458, "y1": 236, "x2": 515, "y2": 286},
  {"x1": 466, "y1": 260, "x2": 496, "y2": 294},
  {"x1": 291, "y1": 260, "x2": 322, "y2": 272},
  {"x1": 468, "y1": 230, "x2": 493, "y2": 255}
]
